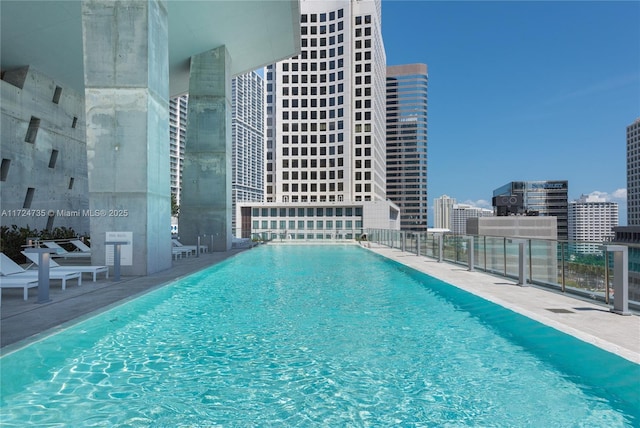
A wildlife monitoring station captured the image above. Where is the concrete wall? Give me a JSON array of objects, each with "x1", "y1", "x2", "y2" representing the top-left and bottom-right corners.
[
  {"x1": 467, "y1": 216, "x2": 557, "y2": 240},
  {"x1": 0, "y1": 66, "x2": 89, "y2": 234},
  {"x1": 362, "y1": 200, "x2": 401, "y2": 230}
]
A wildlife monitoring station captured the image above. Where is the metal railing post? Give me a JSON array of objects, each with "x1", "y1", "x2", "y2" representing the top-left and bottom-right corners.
[
  {"x1": 561, "y1": 242, "x2": 566, "y2": 293},
  {"x1": 604, "y1": 249, "x2": 610, "y2": 304},
  {"x1": 518, "y1": 241, "x2": 528, "y2": 286},
  {"x1": 503, "y1": 238, "x2": 507, "y2": 277},
  {"x1": 483, "y1": 236, "x2": 487, "y2": 271},
  {"x1": 605, "y1": 245, "x2": 630, "y2": 315},
  {"x1": 417, "y1": 233, "x2": 421, "y2": 257},
  {"x1": 467, "y1": 236, "x2": 474, "y2": 271},
  {"x1": 528, "y1": 239, "x2": 533, "y2": 283},
  {"x1": 438, "y1": 234, "x2": 443, "y2": 263}
]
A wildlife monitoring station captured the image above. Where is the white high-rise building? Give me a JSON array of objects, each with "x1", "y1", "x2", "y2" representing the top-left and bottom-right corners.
[
  {"x1": 433, "y1": 195, "x2": 456, "y2": 230},
  {"x1": 232, "y1": 71, "x2": 265, "y2": 231},
  {"x1": 569, "y1": 194, "x2": 619, "y2": 254},
  {"x1": 451, "y1": 204, "x2": 494, "y2": 235},
  {"x1": 237, "y1": 0, "x2": 400, "y2": 240},
  {"x1": 265, "y1": 0, "x2": 386, "y2": 204},
  {"x1": 169, "y1": 95, "x2": 188, "y2": 206}
]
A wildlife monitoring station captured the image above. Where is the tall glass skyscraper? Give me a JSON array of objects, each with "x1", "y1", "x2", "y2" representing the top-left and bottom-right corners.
[
  {"x1": 265, "y1": 0, "x2": 387, "y2": 204},
  {"x1": 386, "y1": 63, "x2": 428, "y2": 231}
]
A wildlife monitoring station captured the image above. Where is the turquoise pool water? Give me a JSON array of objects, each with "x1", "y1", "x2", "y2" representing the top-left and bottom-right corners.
[{"x1": 1, "y1": 245, "x2": 638, "y2": 426}]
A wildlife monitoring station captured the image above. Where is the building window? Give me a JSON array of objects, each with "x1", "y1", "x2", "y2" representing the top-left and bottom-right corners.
[
  {"x1": 25, "y1": 116, "x2": 40, "y2": 143},
  {"x1": 52, "y1": 86, "x2": 62, "y2": 104},
  {"x1": 23, "y1": 187, "x2": 35, "y2": 208},
  {"x1": 48, "y1": 149, "x2": 59, "y2": 168},
  {"x1": 1, "y1": 159, "x2": 10, "y2": 181}
]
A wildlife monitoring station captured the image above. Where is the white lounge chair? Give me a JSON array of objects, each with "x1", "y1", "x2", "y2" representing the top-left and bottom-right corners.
[
  {"x1": 69, "y1": 239, "x2": 92, "y2": 253},
  {"x1": 22, "y1": 251, "x2": 108, "y2": 282},
  {"x1": 172, "y1": 239, "x2": 208, "y2": 254},
  {"x1": 42, "y1": 241, "x2": 91, "y2": 259},
  {"x1": 0, "y1": 276, "x2": 39, "y2": 303},
  {"x1": 172, "y1": 247, "x2": 192, "y2": 260},
  {"x1": 0, "y1": 253, "x2": 82, "y2": 290}
]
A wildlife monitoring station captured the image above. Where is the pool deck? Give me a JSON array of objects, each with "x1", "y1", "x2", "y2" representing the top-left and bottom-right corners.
[{"x1": 1, "y1": 243, "x2": 639, "y2": 365}]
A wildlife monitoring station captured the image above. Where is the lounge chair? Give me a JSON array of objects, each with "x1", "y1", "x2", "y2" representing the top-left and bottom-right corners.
[
  {"x1": 172, "y1": 238, "x2": 208, "y2": 254},
  {"x1": 0, "y1": 253, "x2": 82, "y2": 290},
  {"x1": 0, "y1": 276, "x2": 39, "y2": 303},
  {"x1": 69, "y1": 239, "x2": 92, "y2": 253},
  {"x1": 22, "y1": 251, "x2": 108, "y2": 282},
  {"x1": 172, "y1": 247, "x2": 192, "y2": 259},
  {"x1": 42, "y1": 241, "x2": 91, "y2": 259}
]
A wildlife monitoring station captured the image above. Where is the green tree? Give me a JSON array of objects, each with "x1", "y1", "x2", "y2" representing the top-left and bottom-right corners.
[{"x1": 171, "y1": 193, "x2": 179, "y2": 217}]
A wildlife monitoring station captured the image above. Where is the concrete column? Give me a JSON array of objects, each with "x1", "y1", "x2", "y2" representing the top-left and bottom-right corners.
[
  {"x1": 606, "y1": 245, "x2": 631, "y2": 315},
  {"x1": 517, "y1": 241, "x2": 528, "y2": 286},
  {"x1": 467, "y1": 236, "x2": 474, "y2": 271},
  {"x1": 179, "y1": 46, "x2": 232, "y2": 252},
  {"x1": 82, "y1": 0, "x2": 171, "y2": 276}
]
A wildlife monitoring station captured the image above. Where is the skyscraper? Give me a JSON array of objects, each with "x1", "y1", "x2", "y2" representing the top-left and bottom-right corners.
[
  {"x1": 169, "y1": 95, "x2": 188, "y2": 206},
  {"x1": 493, "y1": 181, "x2": 569, "y2": 241},
  {"x1": 237, "y1": 0, "x2": 400, "y2": 240},
  {"x1": 265, "y1": 0, "x2": 386, "y2": 204},
  {"x1": 232, "y1": 71, "x2": 265, "y2": 232},
  {"x1": 613, "y1": 118, "x2": 640, "y2": 302},
  {"x1": 386, "y1": 63, "x2": 428, "y2": 231},
  {"x1": 568, "y1": 194, "x2": 618, "y2": 254},
  {"x1": 433, "y1": 195, "x2": 456, "y2": 230},
  {"x1": 627, "y1": 117, "x2": 640, "y2": 226}
]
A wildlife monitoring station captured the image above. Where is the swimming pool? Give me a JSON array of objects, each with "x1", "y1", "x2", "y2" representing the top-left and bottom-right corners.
[{"x1": 1, "y1": 245, "x2": 638, "y2": 426}]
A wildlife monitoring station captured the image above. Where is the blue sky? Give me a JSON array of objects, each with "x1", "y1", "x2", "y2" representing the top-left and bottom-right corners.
[{"x1": 382, "y1": 0, "x2": 639, "y2": 226}]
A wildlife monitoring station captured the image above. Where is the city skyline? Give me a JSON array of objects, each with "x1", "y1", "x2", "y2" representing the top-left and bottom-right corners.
[{"x1": 382, "y1": 0, "x2": 638, "y2": 225}]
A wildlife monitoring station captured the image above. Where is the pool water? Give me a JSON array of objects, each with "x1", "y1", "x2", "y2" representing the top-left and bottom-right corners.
[{"x1": 1, "y1": 245, "x2": 638, "y2": 426}]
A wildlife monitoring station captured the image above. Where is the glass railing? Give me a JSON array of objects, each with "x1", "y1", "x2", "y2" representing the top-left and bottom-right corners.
[{"x1": 366, "y1": 229, "x2": 638, "y2": 312}]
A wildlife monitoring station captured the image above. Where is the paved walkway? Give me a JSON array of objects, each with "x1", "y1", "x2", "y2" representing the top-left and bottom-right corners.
[
  {"x1": 2, "y1": 243, "x2": 639, "y2": 365},
  {"x1": 364, "y1": 244, "x2": 640, "y2": 364},
  {"x1": 1, "y1": 249, "x2": 246, "y2": 351}
]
